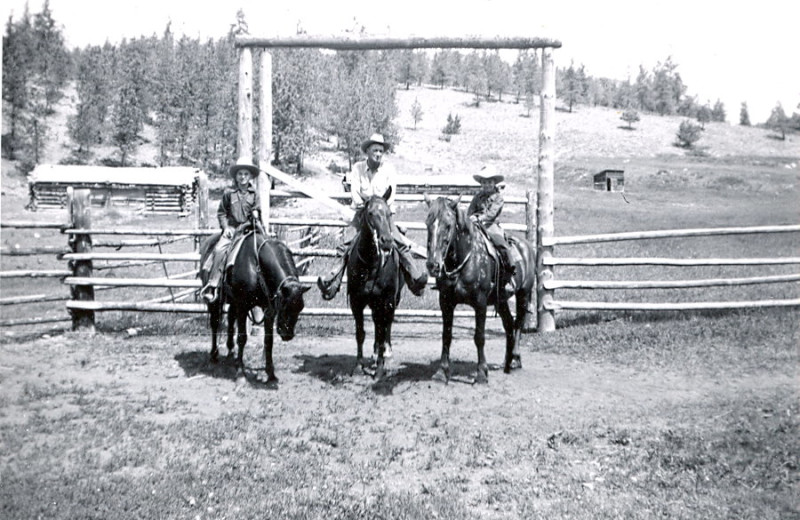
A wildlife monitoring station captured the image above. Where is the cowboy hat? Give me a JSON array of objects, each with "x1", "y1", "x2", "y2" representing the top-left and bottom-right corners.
[
  {"x1": 228, "y1": 157, "x2": 260, "y2": 178},
  {"x1": 473, "y1": 165, "x2": 504, "y2": 184},
  {"x1": 361, "y1": 133, "x2": 389, "y2": 153}
]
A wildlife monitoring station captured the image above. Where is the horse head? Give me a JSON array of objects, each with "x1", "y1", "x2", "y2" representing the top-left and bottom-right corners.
[
  {"x1": 361, "y1": 187, "x2": 395, "y2": 254},
  {"x1": 274, "y1": 278, "x2": 311, "y2": 341},
  {"x1": 424, "y1": 194, "x2": 463, "y2": 277}
]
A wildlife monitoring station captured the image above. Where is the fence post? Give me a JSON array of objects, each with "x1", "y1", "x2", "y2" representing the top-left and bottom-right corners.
[
  {"x1": 237, "y1": 47, "x2": 254, "y2": 161},
  {"x1": 68, "y1": 188, "x2": 95, "y2": 332},
  {"x1": 258, "y1": 49, "x2": 273, "y2": 235},
  {"x1": 523, "y1": 188, "x2": 538, "y2": 331},
  {"x1": 536, "y1": 47, "x2": 556, "y2": 332}
]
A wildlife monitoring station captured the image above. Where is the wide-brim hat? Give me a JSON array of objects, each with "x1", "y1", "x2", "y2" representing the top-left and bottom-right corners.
[
  {"x1": 361, "y1": 133, "x2": 388, "y2": 153},
  {"x1": 228, "y1": 157, "x2": 260, "y2": 178},
  {"x1": 473, "y1": 165, "x2": 504, "y2": 184}
]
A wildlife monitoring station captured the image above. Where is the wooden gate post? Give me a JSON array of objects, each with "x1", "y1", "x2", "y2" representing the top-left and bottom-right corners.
[
  {"x1": 258, "y1": 49, "x2": 273, "y2": 235},
  {"x1": 523, "y1": 188, "x2": 538, "y2": 331},
  {"x1": 536, "y1": 47, "x2": 556, "y2": 332},
  {"x1": 68, "y1": 188, "x2": 95, "y2": 331}
]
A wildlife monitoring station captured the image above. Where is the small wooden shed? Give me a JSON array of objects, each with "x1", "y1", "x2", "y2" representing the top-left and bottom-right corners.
[
  {"x1": 593, "y1": 169, "x2": 625, "y2": 192},
  {"x1": 27, "y1": 165, "x2": 201, "y2": 214}
]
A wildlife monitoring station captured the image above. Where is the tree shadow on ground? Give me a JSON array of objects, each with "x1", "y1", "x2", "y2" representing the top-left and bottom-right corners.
[
  {"x1": 293, "y1": 353, "x2": 503, "y2": 395},
  {"x1": 174, "y1": 350, "x2": 279, "y2": 390}
]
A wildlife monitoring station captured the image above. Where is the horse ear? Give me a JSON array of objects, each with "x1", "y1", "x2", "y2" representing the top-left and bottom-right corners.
[
  {"x1": 382, "y1": 186, "x2": 392, "y2": 202},
  {"x1": 448, "y1": 195, "x2": 461, "y2": 209},
  {"x1": 300, "y1": 284, "x2": 311, "y2": 294},
  {"x1": 424, "y1": 193, "x2": 432, "y2": 207}
]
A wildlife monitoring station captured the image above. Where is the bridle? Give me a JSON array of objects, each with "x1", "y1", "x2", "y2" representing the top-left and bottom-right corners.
[{"x1": 431, "y1": 207, "x2": 472, "y2": 279}]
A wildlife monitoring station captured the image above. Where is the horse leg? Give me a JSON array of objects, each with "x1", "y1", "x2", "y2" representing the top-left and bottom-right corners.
[
  {"x1": 373, "y1": 306, "x2": 393, "y2": 381},
  {"x1": 225, "y1": 302, "x2": 236, "y2": 359},
  {"x1": 209, "y1": 302, "x2": 221, "y2": 363},
  {"x1": 510, "y1": 292, "x2": 527, "y2": 370},
  {"x1": 235, "y1": 308, "x2": 248, "y2": 378},
  {"x1": 497, "y1": 298, "x2": 516, "y2": 373},
  {"x1": 352, "y1": 303, "x2": 371, "y2": 374},
  {"x1": 474, "y1": 304, "x2": 489, "y2": 384},
  {"x1": 262, "y1": 310, "x2": 278, "y2": 387},
  {"x1": 434, "y1": 298, "x2": 455, "y2": 383}
]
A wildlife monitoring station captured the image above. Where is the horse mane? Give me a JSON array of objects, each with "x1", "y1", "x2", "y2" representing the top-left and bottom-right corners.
[{"x1": 261, "y1": 238, "x2": 299, "y2": 278}]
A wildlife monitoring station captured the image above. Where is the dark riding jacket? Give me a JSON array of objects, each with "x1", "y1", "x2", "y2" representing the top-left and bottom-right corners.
[
  {"x1": 467, "y1": 188, "x2": 505, "y2": 242},
  {"x1": 217, "y1": 183, "x2": 260, "y2": 229}
]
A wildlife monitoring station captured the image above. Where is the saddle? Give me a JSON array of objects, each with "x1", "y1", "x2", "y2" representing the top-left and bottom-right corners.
[{"x1": 474, "y1": 225, "x2": 522, "y2": 283}]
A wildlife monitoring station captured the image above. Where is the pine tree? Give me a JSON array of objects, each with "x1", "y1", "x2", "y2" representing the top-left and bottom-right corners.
[
  {"x1": 739, "y1": 102, "x2": 751, "y2": 126},
  {"x1": 696, "y1": 104, "x2": 711, "y2": 129},
  {"x1": 411, "y1": 97, "x2": 423, "y2": 130},
  {"x1": 634, "y1": 66, "x2": 655, "y2": 112},
  {"x1": 711, "y1": 99, "x2": 726, "y2": 122},
  {"x1": 766, "y1": 103, "x2": 789, "y2": 140}
]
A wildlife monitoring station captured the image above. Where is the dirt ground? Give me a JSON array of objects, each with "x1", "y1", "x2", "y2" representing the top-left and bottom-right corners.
[{"x1": 1, "y1": 318, "x2": 789, "y2": 431}]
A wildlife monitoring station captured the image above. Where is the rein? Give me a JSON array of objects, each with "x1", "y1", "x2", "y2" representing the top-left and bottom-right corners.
[
  {"x1": 439, "y1": 208, "x2": 473, "y2": 279},
  {"x1": 251, "y1": 234, "x2": 297, "y2": 324}
]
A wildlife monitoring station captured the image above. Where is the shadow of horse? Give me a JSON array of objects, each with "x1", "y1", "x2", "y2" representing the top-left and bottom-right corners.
[
  {"x1": 174, "y1": 350, "x2": 281, "y2": 390},
  {"x1": 293, "y1": 354, "x2": 498, "y2": 394}
]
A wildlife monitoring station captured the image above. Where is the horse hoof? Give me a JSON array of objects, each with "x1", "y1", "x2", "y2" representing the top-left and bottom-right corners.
[
  {"x1": 375, "y1": 366, "x2": 386, "y2": 381},
  {"x1": 265, "y1": 376, "x2": 279, "y2": 389},
  {"x1": 510, "y1": 356, "x2": 522, "y2": 371},
  {"x1": 210, "y1": 353, "x2": 219, "y2": 364},
  {"x1": 432, "y1": 368, "x2": 449, "y2": 383},
  {"x1": 474, "y1": 371, "x2": 489, "y2": 385}
]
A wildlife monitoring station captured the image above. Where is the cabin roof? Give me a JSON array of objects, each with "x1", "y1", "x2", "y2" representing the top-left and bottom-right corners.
[{"x1": 28, "y1": 165, "x2": 200, "y2": 187}]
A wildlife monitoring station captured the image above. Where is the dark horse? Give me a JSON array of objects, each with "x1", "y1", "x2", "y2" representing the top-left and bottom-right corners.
[
  {"x1": 199, "y1": 230, "x2": 310, "y2": 386},
  {"x1": 424, "y1": 195, "x2": 536, "y2": 383},
  {"x1": 348, "y1": 188, "x2": 404, "y2": 380}
]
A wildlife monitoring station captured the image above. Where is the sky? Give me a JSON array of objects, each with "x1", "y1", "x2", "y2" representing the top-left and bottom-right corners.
[{"x1": 5, "y1": 0, "x2": 799, "y2": 123}]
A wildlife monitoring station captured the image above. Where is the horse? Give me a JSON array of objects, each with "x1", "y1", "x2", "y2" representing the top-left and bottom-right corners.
[
  {"x1": 347, "y1": 188, "x2": 404, "y2": 380},
  {"x1": 424, "y1": 195, "x2": 536, "y2": 384},
  {"x1": 199, "y1": 230, "x2": 310, "y2": 386}
]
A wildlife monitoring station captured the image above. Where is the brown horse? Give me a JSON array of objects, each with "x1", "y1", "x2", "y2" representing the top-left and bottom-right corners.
[
  {"x1": 199, "y1": 230, "x2": 309, "y2": 386},
  {"x1": 424, "y1": 195, "x2": 536, "y2": 383}
]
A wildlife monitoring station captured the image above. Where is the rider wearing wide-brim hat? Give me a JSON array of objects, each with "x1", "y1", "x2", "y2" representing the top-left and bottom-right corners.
[
  {"x1": 317, "y1": 132, "x2": 428, "y2": 314},
  {"x1": 200, "y1": 157, "x2": 262, "y2": 303},
  {"x1": 468, "y1": 164, "x2": 519, "y2": 295},
  {"x1": 228, "y1": 157, "x2": 260, "y2": 178}
]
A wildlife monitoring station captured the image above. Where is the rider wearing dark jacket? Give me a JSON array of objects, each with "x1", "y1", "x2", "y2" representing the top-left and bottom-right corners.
[
  {"x1": 468, "y1": 165, "x2": 517, "y2": 295},
  {"x1": 200, "y1": 158, "x2": 261, "y2": 303}
]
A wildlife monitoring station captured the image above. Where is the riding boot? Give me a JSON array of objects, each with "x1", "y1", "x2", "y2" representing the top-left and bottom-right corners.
[
  {"x1": 201, "y1": 251, "x2": 227, "y2": 302},
  {"x1": 317, "y1": 260, "x2": 346, "y2": 300},
  {"x1": 499, "y1": 248, "x2": 517, "y2": 297},
  {"x1": 398, "y1": 246, "x2": 428, "y2": 296},
  {"x1": 317, "y1": 237, "x2": 354, "y2": 300}
]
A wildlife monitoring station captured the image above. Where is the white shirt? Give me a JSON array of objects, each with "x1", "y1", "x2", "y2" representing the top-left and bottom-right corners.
[{"x1": 349, "y1": 160, "x2": 397, "y2": 212}]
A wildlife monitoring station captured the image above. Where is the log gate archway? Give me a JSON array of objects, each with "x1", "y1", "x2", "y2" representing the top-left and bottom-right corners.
[{"x1": 233, "y1": 33, "x2": 562, "y2": 332}]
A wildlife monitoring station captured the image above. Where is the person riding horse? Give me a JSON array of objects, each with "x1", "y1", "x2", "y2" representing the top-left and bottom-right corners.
[
  {"x1": 468, "y1": 165, "x2": 520, "y2": 296},
  {"x1": 200, "y1": 158, "x2": 263, "y2": 303},
  {"x1": 317, "y1": 133, "x2": 428, "y2": 300}
]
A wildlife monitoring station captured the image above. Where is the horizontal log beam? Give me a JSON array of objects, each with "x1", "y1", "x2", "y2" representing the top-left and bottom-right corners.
[
  {"x1": 0, "y1": 220, "x2": 66, "y2": 229},
  {"x1": 61, "y1": 252, "x2": 200, "y2": 262},
  {"x1": 0, "y1": 269, "x2": 72, "y2": 278},
  {"x1": 0, "y1": 316, "x2": 71, "y2": 327},
  {"x1": 545, "y1": 257, "x2": 800, "y2": 266},
  {"x1": 236, "y1": 35, "x2": 562, "y2": 50},
  {"x1": 269, "y1": 190, "x2": 529, "y2": 204},
  {"x1": 0, "y1": 293, "x2": 68, "y2": 305},
  {"x1": 543, "y1": 224, "x2": 800, "y2": 246},
  {"x1": 64, "y1": 277, "x2": 202, "y2": 288},
  {"x1": 543, "y1": 273, "x2": 800, "y2": 290},
  {"x1": 64, "y1": 300, "x2": 485, "y2": 318},
  {"x1": 62, "y1": 228, "x2": 215, "y2": 236},
  {"x1": 546, "y1": 298, "x2": 800, "y2": 311}
]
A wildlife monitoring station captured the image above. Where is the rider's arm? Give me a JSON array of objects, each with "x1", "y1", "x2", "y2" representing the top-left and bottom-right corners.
[
  {"x1": 478, "y1": 192, "x2": 504, "y2": 226},
  {"x1": 349, "y1": 165, "x2": 365, "y2": 209}
]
